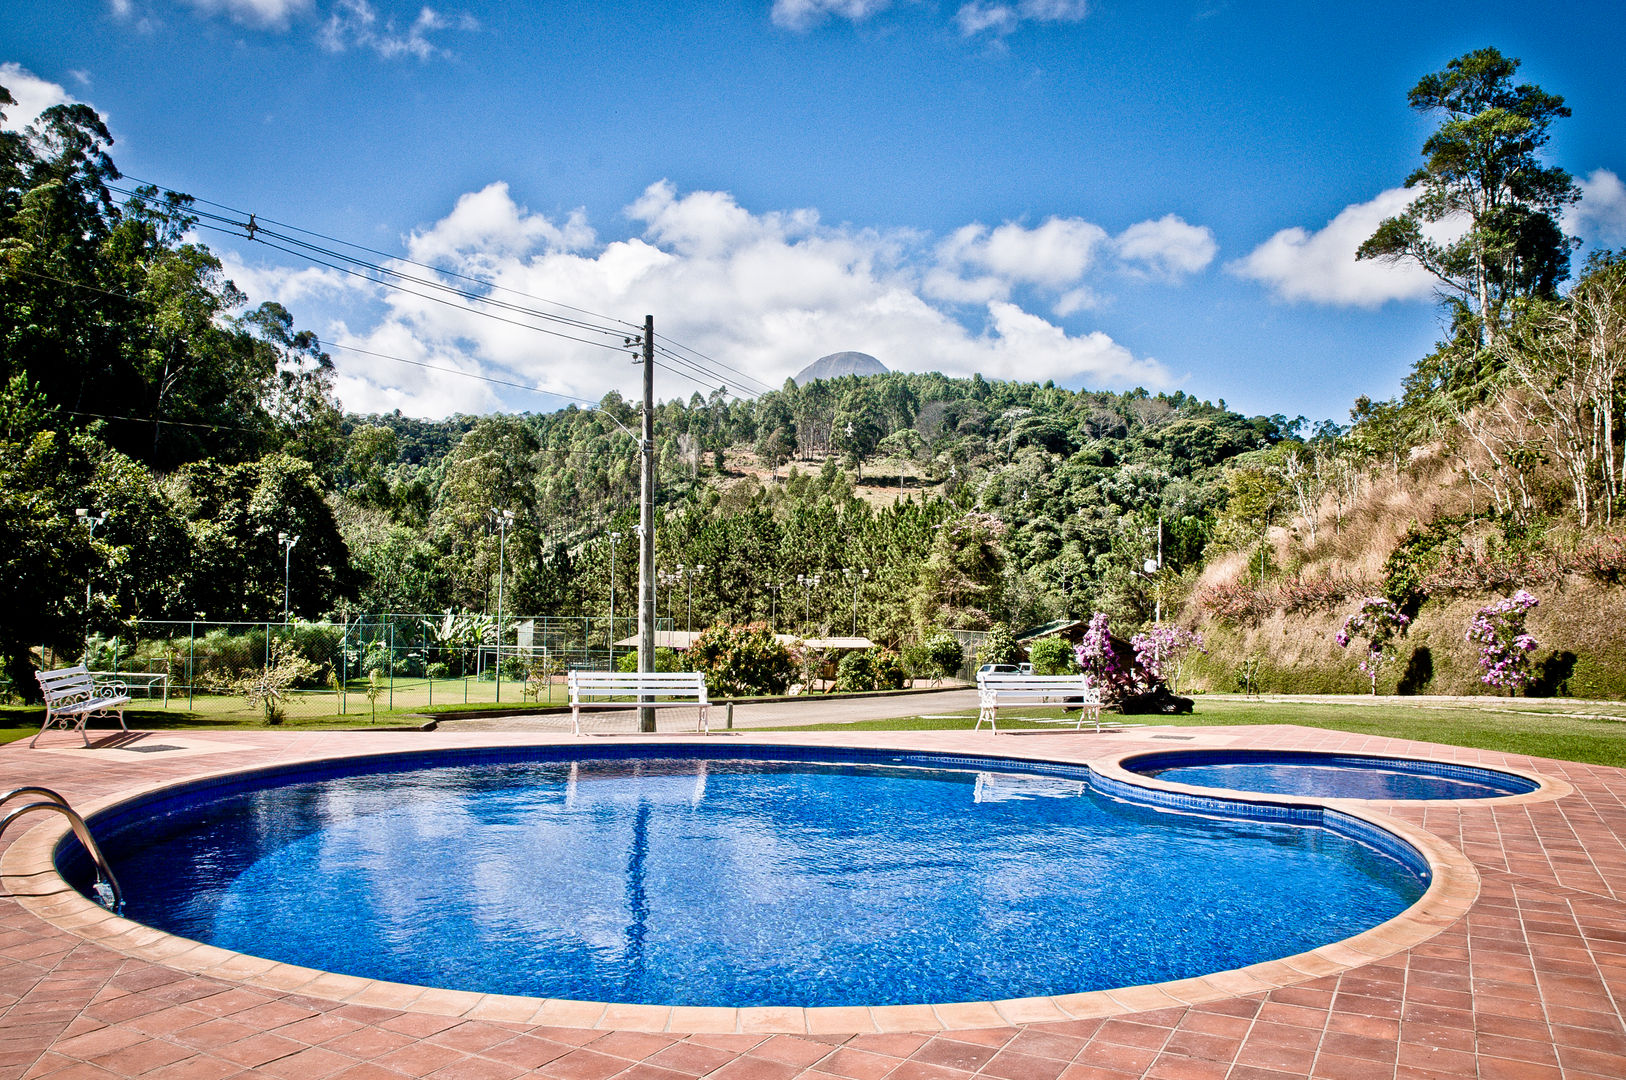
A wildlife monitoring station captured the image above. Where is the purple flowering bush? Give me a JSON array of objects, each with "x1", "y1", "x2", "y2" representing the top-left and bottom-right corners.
[
  {"x1": 1335, "y1": 597, "x2": 1410, "y2": 695},
  {"x1": 1129, "y1": 625, "x2": 1205, "y2": 693},
  {"x1": 1466, "y1": 590, "x2": 1540, "y2": 694},
  {"x1": 1073, "y1": 613, "x2": 1142, "y2": 703}
]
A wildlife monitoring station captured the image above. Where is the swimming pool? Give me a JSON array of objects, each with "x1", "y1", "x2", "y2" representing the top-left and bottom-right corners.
[
  {"x1": 1127, "y1": 749, "x2": 1541, "y2": 800},
  {"x1": 64, "y1": 745, "x2": 1429, "y2": 1009}
]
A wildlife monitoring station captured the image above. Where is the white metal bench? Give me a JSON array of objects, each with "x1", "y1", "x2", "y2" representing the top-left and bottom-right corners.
[
  {"x1": 567, "y1": 670, "x2": 711, "y2": 736},
  {"x1": 32, "y1": 665, "x2": 132, "y2": 747},
  {"x1": 976, "y1": 672, "x2": 1106, "y2": 733},
  {"x1": 90, "y1": 671, "x2": 169, "y2": 705}
]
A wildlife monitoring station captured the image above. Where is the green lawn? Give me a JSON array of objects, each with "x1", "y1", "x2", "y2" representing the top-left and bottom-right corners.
[
  {"x1": 767, "y1": 697, "x2": 1626, "y2": 768},
  {"x1": 5, "y1": 695, "x2": 1623, "y2": 769}
]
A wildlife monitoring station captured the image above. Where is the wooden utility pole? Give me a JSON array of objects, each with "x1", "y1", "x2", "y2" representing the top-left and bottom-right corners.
[{"x1": 636, "y1": 314, "x2": 657, "y2": 731}]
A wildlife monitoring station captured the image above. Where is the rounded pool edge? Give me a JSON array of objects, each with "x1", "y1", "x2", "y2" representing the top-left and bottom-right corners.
[
  {"x1": 1108, "y1": 747, "x2": 1572, "y2": 808},
  {"x1": 2, "y1": 735, "x2": 1490, "y2": 1035}
]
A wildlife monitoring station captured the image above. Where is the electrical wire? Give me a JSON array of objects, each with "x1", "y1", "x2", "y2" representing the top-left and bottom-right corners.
[
  {"x1": 116, "y1": 177, "x2": 640, "y2": 335},
  {"x1": 112, "y1": 181, "x2": 781, "y2": 402}
]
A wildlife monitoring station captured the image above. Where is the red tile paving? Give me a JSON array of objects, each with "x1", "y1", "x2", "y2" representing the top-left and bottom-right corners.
[{"x1": 3, "y1": 723, "x2": 1625, "y2": 1079}]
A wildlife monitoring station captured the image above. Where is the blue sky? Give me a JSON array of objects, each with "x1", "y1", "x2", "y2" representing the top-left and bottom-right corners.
[{"x1": 6, "y1": 0, "x2": 1625, "y2": 422}]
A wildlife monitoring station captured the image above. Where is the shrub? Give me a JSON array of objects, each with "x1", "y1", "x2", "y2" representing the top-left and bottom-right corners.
[
  {"x1": 1027, "y1": 636, "x2": 1076, "y2": 675},
  {"x1": 1574, "y1": 534, "x2": 1626, "y2": 583},
  {"x1": 1335, "y1": 597, "x2": 1410, "y2": 695},
  {"x1": 976, "y1": 623, "x2": 1020, "y2": 667},
  {"x1": 1073, "y1": 613, "x2": 1142, "y2": 703},
  {"x1": 690, "y1": 624, "x2": 797, "y2": 697},
  {"x1": 1129, "y1": 626, "x2": 1205, "y2": 693},
  {"x1": 1276, "y1": 578, "x2": 1361, "y2": 614},
  {"x1": 614, "y1": 647, "x2": 683, "y2": 673},
  {"x1": 1197, "y1": 583, "x2": 1269, "y2": 624},
  {"x1": 1466, "y1": 591, "x2": 1540, "y2": 694},
  {"x1": 923, "y1": 632, "x2": 966, "y2": 679},
  {"x1": 833, "y1": 648, "x2": 907, "y2": 692}
]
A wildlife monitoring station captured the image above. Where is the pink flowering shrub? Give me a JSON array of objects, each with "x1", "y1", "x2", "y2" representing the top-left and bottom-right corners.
[
  {"x1": 1074, "y1": 613, "x2": 1143, "y2": 703},
  {"x1": 1335, "y1": 597, "x2": 1411, "y2": 695},
  {"x1": 1129, "y1": 626, "x2": 1205, "y2": 693},
  {"x1": 1466, "y1": 591, "x2": 1540, "y2": 694}
]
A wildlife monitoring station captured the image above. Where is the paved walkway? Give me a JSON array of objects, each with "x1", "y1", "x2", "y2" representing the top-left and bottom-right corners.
[{"x1": 2, "y1": 720, "x2": 1625, "y2": 1080}]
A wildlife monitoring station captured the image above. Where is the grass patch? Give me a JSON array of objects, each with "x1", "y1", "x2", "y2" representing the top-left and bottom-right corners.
[
  {"x1": 0, "y1": 705, "x2": 427, "y2": 745},
  {"x1": 765, "y1": 698, "x2": 1626, "y2": 768}
]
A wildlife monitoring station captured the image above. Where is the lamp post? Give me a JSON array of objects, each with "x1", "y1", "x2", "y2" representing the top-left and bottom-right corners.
[
  {"x1": 659, "y1": 568, "x2": 682, "y2": 637},
  {"x1": 76, "y1": 509, "x2": 107, "y2": 642},
  {"x1": 769, "y1": 581, "x2": 785, "y2": 635},
  {"x1": 276, "y1": 531, "x2": 300, "y2": 622},
  {"x1": 1142, "y1": 515, "x2": 1164, "y2": 624},
  {"x1": 843, "y1": 567, "x2": 868, "y2": 636},
  {"x1": 491, "y1": 508, "x2": 513, "y2": 701},
  {"x1": 797, "y1": 573, "x2": 821, "y2": 638},
  {"x1": 607, "y1": 531, "x2": 621, "y2": 669},
  {"x1": 684, "y1": 564, "x2": 706, "y2": 636}
]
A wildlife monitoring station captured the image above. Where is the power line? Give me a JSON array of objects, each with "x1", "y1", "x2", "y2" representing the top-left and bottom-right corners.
[
  {"x1": 111, "y1": 181, "x2": 781, "y2": 404},
  {"x1": 116, "y1": 177, "x2": 640, "y2": 335}
]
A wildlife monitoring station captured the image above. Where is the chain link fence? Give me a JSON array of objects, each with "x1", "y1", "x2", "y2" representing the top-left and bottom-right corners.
[{"x1": 67, "y1": 613, "x2": 664, "y2": 722}]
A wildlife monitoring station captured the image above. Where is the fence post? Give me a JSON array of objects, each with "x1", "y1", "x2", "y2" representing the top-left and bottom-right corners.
[
  {"x1": 339, "y1": 617, "x2": 347, "y2": 715},
  {"x1": 388, "y1": 621, "x2": 395, "y2": 710},
  {"x1": 187, "y1": 622, "x2": 195, "y2": 711}
]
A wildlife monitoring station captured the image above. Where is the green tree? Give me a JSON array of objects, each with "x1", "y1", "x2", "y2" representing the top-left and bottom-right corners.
[
  {"x1": 689, "y1": 625, "x2": 793, "y2": 696},
  {"x1": 1357, "y1": 47, "x2": 1578, "y2": 349},
  {"x1": 1027, "y1": 636, "x2": 1076, "y2": 675}
]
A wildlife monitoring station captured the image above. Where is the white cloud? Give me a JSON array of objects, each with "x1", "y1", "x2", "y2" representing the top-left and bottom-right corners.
[
  {"x1": 1568, "y1": 169, "x2": 1626, "y2": 248},
  {"x1": 319, "y1": 0, "x2": 469, "y2": 59},
  {"x1": 179, "y1": 0, "x2": 313, "y2": 30},
  {"x1": 1114, "y1": 214, "x2": 1216, "y2": 278},
  {"x1": 955, "y1": 0, "x2": 1086, "y2": 38},
  {"x1": 250, "y1": 182, "x2": 1173, "y2": 415},
  {"x1": 1229, "y1": 187, "x2": 1448, "y2": 306},
  {"x1": 0, "y1": 63, "x2": 82, "y2": 131},
  {"x1": 941, "y1": 218, "x2": 1108, "y2": 288},
  {"x1": 771, "y1": 0, "x2": 890, "y2": 32}
]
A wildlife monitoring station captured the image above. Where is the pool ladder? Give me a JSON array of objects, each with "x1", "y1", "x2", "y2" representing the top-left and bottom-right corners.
[{"x1": 0, "y1": 787, "x2": 123, "y2": 912}]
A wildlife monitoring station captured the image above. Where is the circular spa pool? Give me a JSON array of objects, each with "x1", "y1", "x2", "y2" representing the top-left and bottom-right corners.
[
  {"x1": 1128, "y1": 749, "x2": 1540, "y2": 801},
  {"x1": 62, "y1": 746, "x2": 1429, "y2": 1008}
]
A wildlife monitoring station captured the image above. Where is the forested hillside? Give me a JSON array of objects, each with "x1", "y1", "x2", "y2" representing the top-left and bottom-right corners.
[{"x1": 4, "y1": 47, "x2": 1624, "y2": 701}]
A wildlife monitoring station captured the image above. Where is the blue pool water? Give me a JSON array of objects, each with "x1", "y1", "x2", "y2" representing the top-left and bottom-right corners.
[
  {"x1": 1131, "y1": 750, "x2": 1539, "y2": 800},
  {"x1": 70, "y1": 747, "x2": 1428, "y2": 1007}
]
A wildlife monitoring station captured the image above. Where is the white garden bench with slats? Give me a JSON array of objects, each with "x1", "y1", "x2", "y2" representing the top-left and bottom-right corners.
[
  {"x1": 567, "y1": 670, "x2": 711, "y2": 736},
  {"x1": 32, "y1": 665, "x2": 132, "y2": 747},
  {"x1": 975, "y1": 671, "x2": 1108, "y2": 733}
]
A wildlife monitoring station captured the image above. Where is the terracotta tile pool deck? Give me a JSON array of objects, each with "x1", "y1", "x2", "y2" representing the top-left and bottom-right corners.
[{"x1": 2, "y1": 721, "x2": 1625, "y2": 1080}]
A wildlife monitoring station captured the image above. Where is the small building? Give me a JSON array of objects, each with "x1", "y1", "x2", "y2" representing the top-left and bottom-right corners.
[{"x1": 1014, "y1": 619, "x2": 1088, "y2": 647}]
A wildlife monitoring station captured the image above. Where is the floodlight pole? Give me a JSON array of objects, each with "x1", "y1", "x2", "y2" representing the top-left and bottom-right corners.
[
  {"x1": 76, "y1": 509, "x2": 107, "y2": 645},
  {"x1": 844, "y1": 568, "x2": 868, "y2": 636},
  {"x1": 491, "y1": 509, "x2": 513, "y2": 701},
  {"x1": 636, "y1": 315, "x2": 657, "y2": 731},
  {"x1": 277, "y1": 531, "x2": 300, "y2": 622},
  {"x1": 608, "y1": 531, "x2": 621, "y2": 670}
]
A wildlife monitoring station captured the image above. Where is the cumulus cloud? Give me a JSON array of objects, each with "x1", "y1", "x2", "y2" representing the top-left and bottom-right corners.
[
  {"x1": 1228, "y1": 187, "x2": 1449, "y2": 306},
  {"x1": 319, "y1": 0, "x2": 473, "y2": 60},
  {"x1": 1568, "y1": 169, "x2": 1626, "y2": 248},
  {"x1": 955, "y1": 0, "x2": 1086, "y2": 38},
  {"x1": 252, "y1": 182, "x2": 1174, "y2": 415},
  {"x1": 0, "y1": 63, "x2": 83, "y2": 130},
  {"x1": 1114, "y1": 214, "x2": 1216, "y2": 279},
  {"x1": 178, "y1": 0, "x2": 313, "y2": 30},
  {"x1": 771, "y1": 0, "x2": 890, "y2": 32}
]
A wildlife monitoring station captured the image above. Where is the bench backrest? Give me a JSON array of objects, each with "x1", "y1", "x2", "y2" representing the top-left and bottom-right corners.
[
  {"x1": 36, "y1": 665, "x2": 97, "y2": 704},
  {"x1": 568, "y1": 670, "x2": 708, "y2": 702},
  {"x1": 977, "y1": 672, "x2": 1100, "y2": 701}
]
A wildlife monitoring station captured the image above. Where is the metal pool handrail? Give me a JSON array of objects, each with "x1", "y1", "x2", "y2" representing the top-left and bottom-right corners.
[{"x1": 0, "y1": 787, "x2": 123, "y2": 912}]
